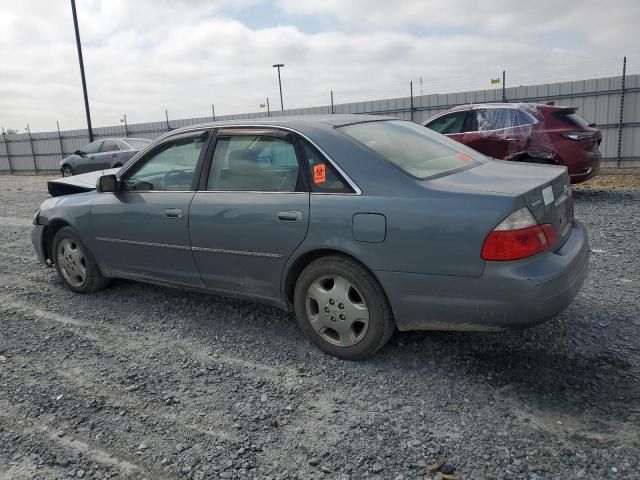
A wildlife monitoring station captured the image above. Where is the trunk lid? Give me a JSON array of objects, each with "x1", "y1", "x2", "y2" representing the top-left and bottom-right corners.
[
  {"x1": 429, "y1": 160, "x2": 573, "y2": 249},
  {"x1": 47, "y1": 168, "x2": 119, "y2": 197}
]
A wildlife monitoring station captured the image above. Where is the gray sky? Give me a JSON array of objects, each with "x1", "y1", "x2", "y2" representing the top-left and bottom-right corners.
[{"x1": 0, "y1": 0, "x2": 637, "y2": 132}]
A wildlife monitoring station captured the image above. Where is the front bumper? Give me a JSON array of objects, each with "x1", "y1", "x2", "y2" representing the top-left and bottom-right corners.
[
  {"x1": 31, "y1": 224, "x2": 50, "y2": 266},
  {"x1": 376, "y1": 221, "x2": 590, "y2": 331}
]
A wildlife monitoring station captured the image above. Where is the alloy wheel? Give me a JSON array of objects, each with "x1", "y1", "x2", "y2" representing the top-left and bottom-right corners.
[
  {"x1": 305, "y1": 275, "x2": 370, "y2": 347},
  {"x1": 56, "y1": 238, "x2": 87, "y2": 287}
]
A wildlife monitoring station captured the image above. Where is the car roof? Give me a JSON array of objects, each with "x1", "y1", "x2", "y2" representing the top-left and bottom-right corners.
[
  {"x1": 448, "y1": 102, "x2": 561, "y2": 111},
  {"x1": 122, "y1": 137, "x2": 152, "y2": 142},
  {"x1": 172, "y1": 114, "x2": 396, "y2": 136}
]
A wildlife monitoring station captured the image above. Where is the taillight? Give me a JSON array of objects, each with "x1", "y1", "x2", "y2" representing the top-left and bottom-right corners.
[
  {"x1": 562, "y1": 132, "x2": 595, "y2": 141},
  {"x1": 481, "y1": 207, "x2": 555, "y2": 261}
]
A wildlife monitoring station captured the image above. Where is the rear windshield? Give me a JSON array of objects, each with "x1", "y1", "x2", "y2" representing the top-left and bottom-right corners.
[
  {"x1": 124, "y1": 139, "x2": 152, "y2": 150},
  {"x1": 564, "y1": 113, "x2": 592, "y2": 129},
  {"x1": 554, "y1": 110, "x2": 593, "y2": 129},
  {"x1": 340, "y1": 120, "x2": 484, "y2": 179}
]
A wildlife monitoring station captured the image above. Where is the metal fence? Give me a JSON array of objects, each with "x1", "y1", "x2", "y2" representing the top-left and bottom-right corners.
[{"x1": 1, "y1": 73, "x2": 638, "y2": 173}]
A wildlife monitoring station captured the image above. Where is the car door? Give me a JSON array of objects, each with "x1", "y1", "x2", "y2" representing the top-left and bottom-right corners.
[
  {"x1": 92, "y1": 139, "x2": 120, "y2": 170},
  {"x1": 90, "y1": 130, "x2": 210, "y2": 286},
  {"x1": 189, "y1": 128, "x2": 310, "y2": 301},
  {"x1": 75, "y1": 140, "x2": 103, "y2": 174}
]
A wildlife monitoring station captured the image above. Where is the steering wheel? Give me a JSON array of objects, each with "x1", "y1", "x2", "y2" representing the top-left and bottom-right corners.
[{"x1": 160, "y1": 170, "x2": 189, "y2": 190}]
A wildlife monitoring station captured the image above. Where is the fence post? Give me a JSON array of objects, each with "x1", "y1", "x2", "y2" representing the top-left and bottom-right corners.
[
  {"x1": 1, "y1": 127, "x2": 12, "y2": 174},
  {"x1": 502, "y1": 70, "x2": 506, "y2": 102},
  {"x1": 410, "y1": 81, "x2": 414, "y2": 122},
  {"x1": 56, "y1": 121, "x2": 65, "y2": 158},
  {"x1": 330, "y1": 90, "x2": 334, "y2": 114},
  {"x1": 616, "y1": 56, "x2": 627, "y2": 168},
  {"x1": 211, "y1": 104, "x2": 216, "y2": 122},
  {"x1": 165, "y1": 109, "x2": 171, "y2": 131},
  {"x1": 122, "y1": 114, "x2": 129, "y2": 137},
  {"x1": 27, "y1": 124, "x2": 38, "y2": 174}
]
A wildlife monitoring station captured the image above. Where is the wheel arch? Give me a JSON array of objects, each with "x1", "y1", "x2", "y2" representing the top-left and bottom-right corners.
[
  {"x1": 43, "y1": 218, "x2": 71, "y2": 262},
  {"x1": 282, "y1": 247, "x2": 393, "y2": 315}
]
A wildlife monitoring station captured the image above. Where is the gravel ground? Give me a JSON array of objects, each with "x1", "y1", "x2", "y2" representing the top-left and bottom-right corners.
[{"x1": 0, "y1": 174, "x2": 638, "y2": 480}]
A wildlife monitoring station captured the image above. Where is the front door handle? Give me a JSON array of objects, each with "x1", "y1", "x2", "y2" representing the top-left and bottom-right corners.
[
  {"x1": 277, "y1": 210, "x2": 302, "y2": 222},
  {"x1": 164, "y1": 208, "x2": 183, "y2": 219}
]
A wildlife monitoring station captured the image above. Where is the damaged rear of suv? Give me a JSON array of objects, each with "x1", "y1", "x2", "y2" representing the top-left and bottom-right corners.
[{"x1": 423, "y1": 102, "x2": 602, "y2": 184}]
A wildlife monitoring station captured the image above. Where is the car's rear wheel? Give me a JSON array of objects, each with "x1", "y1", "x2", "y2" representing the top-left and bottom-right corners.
[
  {"x1": 52, "y1": 227, "x2": 109, "y2": 294},
  {"x1": 294, "y1": 255, "x2": 394, "y2": 360},
  {"x1": 62, "y1": 165, "x2": 73, "y2": 177}
]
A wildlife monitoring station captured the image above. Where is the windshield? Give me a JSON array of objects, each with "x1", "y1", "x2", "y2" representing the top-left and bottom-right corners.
[{"x1": 340, "y1": 120, "x2": 484, "y2": 179}]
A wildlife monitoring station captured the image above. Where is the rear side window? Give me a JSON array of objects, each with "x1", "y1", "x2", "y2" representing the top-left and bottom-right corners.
[
  {"x1": 299, "y1": 139, "x2": 352, "y2": 193},
  {"x1": 340, "y1": 120, "x2": 483, "y2": 179},
  {"x1": 207, "y1": 135, "x2": 300, "y2": 192},
  {"x1": 425, "y1": 111, "x2": 468, "y2": 134},
  {"x1": 473, "y1": 108, "x2": 532, "y2": 131},
  {"x1": 101, "y1": 140, "x2": 119, "y2": 152},
  {"x1": 557, "y1": 111, "x2": 593, "y2": 129},
  {"x1": 82, "y1": 140, "x2": 102, "y2": 154}
]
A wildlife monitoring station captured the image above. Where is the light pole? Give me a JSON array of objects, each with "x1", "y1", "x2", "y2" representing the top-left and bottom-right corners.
[
  {"x1": 70, "y1": 0, "x2": 94, "y2": 142},
  {"x1": 272, "y1": 64, "x2": 285, "y2": 111}
]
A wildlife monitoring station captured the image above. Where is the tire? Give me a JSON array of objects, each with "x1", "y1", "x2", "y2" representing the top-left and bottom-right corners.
[
  {"x1": 293, "y1": 255, "x2": 395, "y2": 360},
  {"x1": 61, "y1": 165, "x2": 73, "y2": 177},
  {"x1": 52, "y1": 226, "x2": 109, "y2": 294}
]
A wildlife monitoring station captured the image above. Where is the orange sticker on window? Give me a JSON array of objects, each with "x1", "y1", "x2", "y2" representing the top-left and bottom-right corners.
[
  {"x1": 313, "y1": 163, "x2": 326, "y2": 184},
  {"x1": 457, "y1": 152, "x2": 473, "y2": 163}
]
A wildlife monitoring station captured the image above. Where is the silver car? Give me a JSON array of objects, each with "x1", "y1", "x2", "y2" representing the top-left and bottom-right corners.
[
  {"x1": 60, "y1": 137, "x2": 152, "y2": 177},
  {"x1": 32, "y1": 115, "x2": 589, "y2": 359}
]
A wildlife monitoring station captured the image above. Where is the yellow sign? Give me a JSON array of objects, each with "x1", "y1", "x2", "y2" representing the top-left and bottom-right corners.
[{"x1": 491, "y1": 78, "x2": 501, "y2": 85}]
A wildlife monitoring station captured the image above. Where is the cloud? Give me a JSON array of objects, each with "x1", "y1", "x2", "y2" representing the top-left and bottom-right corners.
[
  {"x1": 0, "y1": 0, "x2": 635, "y2": 131},
  {"x1": 275, "y1": 0, "x2": 640, "y2": 47}
]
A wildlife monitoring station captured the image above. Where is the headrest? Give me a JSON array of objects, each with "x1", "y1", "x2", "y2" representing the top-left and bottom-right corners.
[{"x1": 228, "y1": 149, "x2": 261, "y2": 176}]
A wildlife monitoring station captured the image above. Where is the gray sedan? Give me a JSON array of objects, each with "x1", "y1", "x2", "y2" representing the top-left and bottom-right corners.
[
  {"x1": 32, "y1": 115, "x2": 589, "y2": 359},
  {"x1": 60, "y1": 137, "x2": 152, "y2": 177}
]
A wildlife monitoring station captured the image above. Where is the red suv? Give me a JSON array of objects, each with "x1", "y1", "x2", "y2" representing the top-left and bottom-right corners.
[{"x1": 422, "y1": 103, "x2": 602, "y2": 183}]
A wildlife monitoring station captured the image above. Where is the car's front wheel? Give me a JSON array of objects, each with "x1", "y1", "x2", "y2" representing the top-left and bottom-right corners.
[
  {"x1": 52, "y1": 227, "x2": 109, "y2": 294},
  {"x1": 294, "y1": 255, "x2": 394, "y2": 360},
  {"x1": 61, "y1": 165, "x2": 73, "y2": 177}
]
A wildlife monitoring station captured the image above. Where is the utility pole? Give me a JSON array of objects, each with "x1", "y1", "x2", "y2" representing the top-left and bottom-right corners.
[
  {"x1": 70, "y1": 0, "x2": 94, "y2": 142},
  {"x1": 272, "y1": 64, "x2": 285, "y2": 111},
  {"x1": 266, "y1": 97, "x2": 270, "y2": 117},
  {"x1": 121, "y1": 113, "x2": 129, "y2": 136},
  {"x1": 330, "y1": 90, "x2": 334, "y2": 114},
  {"x1": 165, "y1": 109, "x2": 170, "y2": 131},
  {"x1": 410, "y1": 81, "x2": 414, "y2": 122},
  {"x1": 211, "y1": 104, "x2": 216, "y2": 122}
]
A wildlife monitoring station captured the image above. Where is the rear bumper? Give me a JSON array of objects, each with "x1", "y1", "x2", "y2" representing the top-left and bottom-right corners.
[
  {"x1": 31, "y1": 224, "x2": 50, "y2": 266},
  {"x1": 376, "y1": 221, "x2": 589, "y2": 331},
  {"x1": 569, "y1": 155, "x2": 600, "y2": 184}
]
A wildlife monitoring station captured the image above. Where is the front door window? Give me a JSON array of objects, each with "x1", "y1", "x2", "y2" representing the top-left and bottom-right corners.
[{"x1": 121, "y1": 133, "x2": 207, "y2": 191}]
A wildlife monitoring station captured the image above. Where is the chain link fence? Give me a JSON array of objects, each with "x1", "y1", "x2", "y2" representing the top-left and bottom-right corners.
[{"x1": 1, "y1": 73, "x2": 638, "y2": 173}]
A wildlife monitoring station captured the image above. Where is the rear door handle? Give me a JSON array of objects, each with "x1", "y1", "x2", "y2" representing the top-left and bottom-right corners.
[
  {"x1": 277, "y1": 210, "x2": 302, "y2": 222},
  {"x1": 164, "y1": 208, "x2": 183, "y2": 219}
]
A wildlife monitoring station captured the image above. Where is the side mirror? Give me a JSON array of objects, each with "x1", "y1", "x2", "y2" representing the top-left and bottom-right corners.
[
  {"x1": 97, "y1": 174, "x2": 118, "y2": 193},
  {"x1": 74, "y1": 149, "x2": 85, "y2": 156}
]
